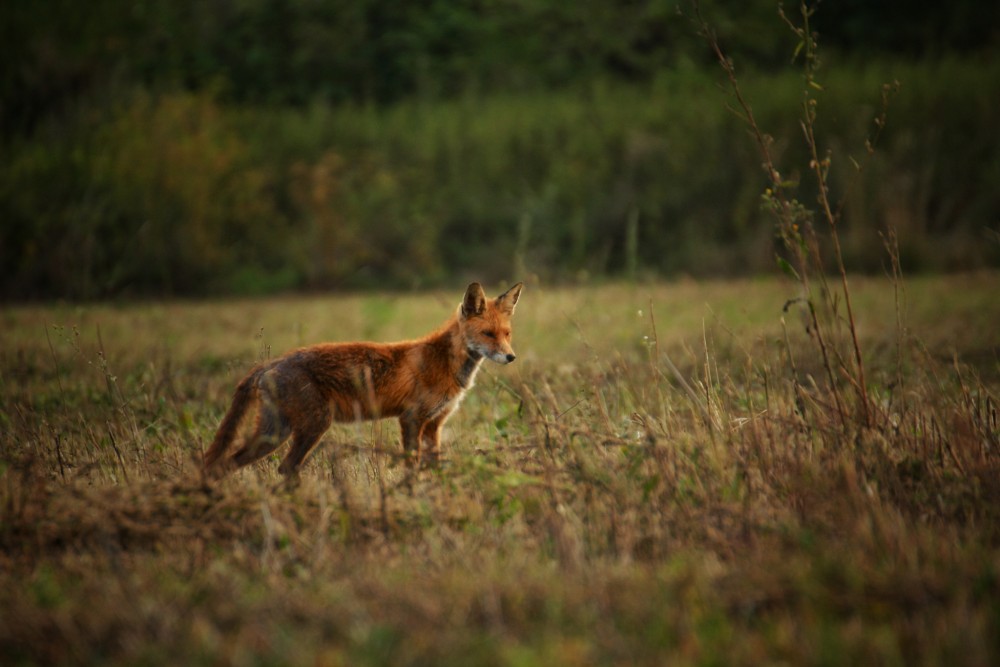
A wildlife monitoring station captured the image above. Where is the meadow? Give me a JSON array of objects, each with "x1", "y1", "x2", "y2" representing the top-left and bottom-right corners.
[{"x1": 2, "y1": 274, "x2": 999, "y2": 665}]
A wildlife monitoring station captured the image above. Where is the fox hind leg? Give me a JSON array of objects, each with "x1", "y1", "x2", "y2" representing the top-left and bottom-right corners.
[
  {"x1": 231, "y1": 405, "x2": 291, "y2": 469},
  {"x1": 230, "y1": 369, "x2": 292, "y2": 469},
  {"x1": 278, "y1": 412, "x2": 332, "y2": 477}
]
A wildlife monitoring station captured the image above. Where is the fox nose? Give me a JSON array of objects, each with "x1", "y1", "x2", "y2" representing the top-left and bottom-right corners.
[{"x1": 506, "y1": 353, "x2": 516, "y2": 363}]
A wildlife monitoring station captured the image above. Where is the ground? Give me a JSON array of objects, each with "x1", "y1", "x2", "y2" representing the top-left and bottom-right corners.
[{"x1": 2, "y1": 274, "x2": 999, "y2": 666}]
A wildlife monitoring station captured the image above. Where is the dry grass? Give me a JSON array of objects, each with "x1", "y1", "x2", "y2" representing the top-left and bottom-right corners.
[{"x1": 2, "y1": 275, "x2": 999, "y2": 666}]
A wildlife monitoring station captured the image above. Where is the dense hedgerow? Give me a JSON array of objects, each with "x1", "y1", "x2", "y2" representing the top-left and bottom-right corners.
[{"x1": 2, "y1": 57, "x2": 999, "y2": 299}]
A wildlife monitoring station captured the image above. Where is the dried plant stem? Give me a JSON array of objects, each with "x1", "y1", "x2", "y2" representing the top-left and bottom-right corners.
[
  {"x1": 693, "y1": 1, "x2": 849, "y2": 429},
  {"x1": 693, "y1": 0, "x2": 887, "y2": 431},
  {"x1": 789, "y1": 4, "x2": 871, "y2": 426}
]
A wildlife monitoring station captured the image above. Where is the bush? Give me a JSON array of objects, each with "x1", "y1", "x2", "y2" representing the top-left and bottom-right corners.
[{"x1": 2, "y1": 57, "x2": 998, "y2": 299}]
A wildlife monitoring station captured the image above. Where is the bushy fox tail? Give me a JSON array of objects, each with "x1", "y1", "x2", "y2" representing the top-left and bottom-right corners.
[{"x1": 204, "y1": 367, "x2": 262, "y2": 471}]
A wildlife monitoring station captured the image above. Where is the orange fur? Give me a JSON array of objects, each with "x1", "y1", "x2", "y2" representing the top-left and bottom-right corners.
[{"x1": 204, "y1": 282, "x2": 522, "y2": 476}]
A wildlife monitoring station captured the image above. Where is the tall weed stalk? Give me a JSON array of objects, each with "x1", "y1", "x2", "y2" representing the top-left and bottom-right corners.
[{"x1": 693, "y1": 1, "x2": 896, "y2": 433}]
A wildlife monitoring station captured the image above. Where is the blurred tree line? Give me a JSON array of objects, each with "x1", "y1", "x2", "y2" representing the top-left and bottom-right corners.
[{"x1": 2, "y1": 0, "x2": 999, "y2": 298}]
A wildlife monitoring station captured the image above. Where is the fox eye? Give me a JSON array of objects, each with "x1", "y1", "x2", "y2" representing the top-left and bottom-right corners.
[{"x1": 484, "y1": 331, "x2": 497, "y2": 339}]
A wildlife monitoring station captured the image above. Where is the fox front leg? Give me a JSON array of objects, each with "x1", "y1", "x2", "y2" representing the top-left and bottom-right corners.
[
  {"x1": 399, "y1": 413, "x2": 423, "y2": 468},
  {"x1": 419, "y1": 415, "x2": 448, "y2": 468}
]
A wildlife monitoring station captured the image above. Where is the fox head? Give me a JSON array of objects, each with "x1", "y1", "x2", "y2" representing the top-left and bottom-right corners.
[{"x1": 459, "y1": 282, "x2": 523, "y2": 364}]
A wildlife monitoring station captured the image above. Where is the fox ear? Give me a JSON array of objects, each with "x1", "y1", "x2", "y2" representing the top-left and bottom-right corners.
[
  {"x1": 495, "y1": 282, "x2": 523, "y2": 315},
  {"x1": 461, "y1": 282, "x2": 487, "y2": 318}
]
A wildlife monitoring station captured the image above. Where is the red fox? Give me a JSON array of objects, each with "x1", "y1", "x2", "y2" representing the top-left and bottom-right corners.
[{"x1": 204, "y1": 282, "x2": 523, "y2": 476}]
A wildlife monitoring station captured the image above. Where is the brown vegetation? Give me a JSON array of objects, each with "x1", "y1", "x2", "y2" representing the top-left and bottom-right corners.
[{"x1": 1, "y1": 276, "x2": 998, "y2": 665}]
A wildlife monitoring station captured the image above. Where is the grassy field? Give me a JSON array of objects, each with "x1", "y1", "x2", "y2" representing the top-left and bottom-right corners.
[{"x1": 2, "y1": 274, "x2": 999, "y2": 666}]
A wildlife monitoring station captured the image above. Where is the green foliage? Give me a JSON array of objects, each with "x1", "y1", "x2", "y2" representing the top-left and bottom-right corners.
[
  {"x1": 1, "y1": 89, "x2": 292, "y2": 297},
  {"x1": 3, "y1": 56, "x2": 999, "y2": 299},
  {"x1": 2, "y1": 1, "x2": 999, "y2": 299},
  {"x1": 0, "y1": 0, "x2": 771, "y2": 129},
  {"x1": 5, "y1": 0, "x2": 993, "y2": 130}
]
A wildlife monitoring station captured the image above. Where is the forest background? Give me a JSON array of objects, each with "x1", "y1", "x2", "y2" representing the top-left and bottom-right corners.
[{"x1": 3, "y1": 0, "x2": 999, "y2": 300}]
